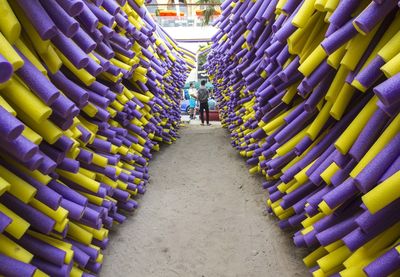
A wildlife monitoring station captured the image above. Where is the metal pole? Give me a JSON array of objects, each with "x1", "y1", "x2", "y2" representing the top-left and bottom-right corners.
[{"x1": 174, "y1": 0, "x2": 181, "y2": 16}]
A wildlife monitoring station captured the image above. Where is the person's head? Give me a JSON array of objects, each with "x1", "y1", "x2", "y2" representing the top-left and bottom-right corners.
[
  {"x1": 190, "y1": 82, "x2": 194, "y2": 88},
  {"x1": 201, "y1": 80, "x2": 206, "y2": 86}
]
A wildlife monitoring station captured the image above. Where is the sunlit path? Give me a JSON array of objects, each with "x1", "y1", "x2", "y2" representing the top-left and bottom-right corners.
[{"x1": 102, "y1": 125, "x2": 307, "y2": 277}]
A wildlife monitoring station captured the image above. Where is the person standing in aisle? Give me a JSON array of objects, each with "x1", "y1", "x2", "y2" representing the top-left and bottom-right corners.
[
  {"x1": 198, "y1": 80, "x2": 211, "y2": 126},
  {"x1": 188, "y1": 82, "x2": 198, "y2": 119}
]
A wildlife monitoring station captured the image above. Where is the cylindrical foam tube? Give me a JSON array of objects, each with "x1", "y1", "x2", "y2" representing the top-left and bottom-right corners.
[
  {"x1": 315, "y1": 214, "x2": 359, "y2": 246},
  {"x1": 55, "y1": 0, "x2": 84, "y2": 17},
  {"x1": 50, "y1": 94, "x2": 76, "y2": 118},
  {"x1": 322, "y1": 179, "x2": 359, "y2": 210},
  {"x1": 37, "y1": 153, "x2": 57, "y2": 174},
  {"x1": 348, "y1": 109, "x2": 390, "y2": 161},
  {"x1": 374, "y1": 72, "x2": 400, "y2": 106},
  {"x1": 86, "y1": 1, "x2": 115, "y2": 27},
  {"x1": 0, "y1": 53, "x2": 13, "y2": 83},
  {"x1": 15, "y1": 0, "x2": 57, "y2": 39},
  {"x1": 0, "y1": 106, "x2": 24, "y2": 141},
  {"x1": 0, "y1": 135, "x2": 38, "y2": 162},
  {"x1": 363, "y1": 247, "x2": 400, "y2": 277},
  {"x1": 51, "y1": 32, "x2": 89, "y2": 69},
  {"x1": 58, "y1": 158, "x2": 80, "y2": 173},
  {"x1": 0, "y1": 212, "x2": 12, "y2": 233},
  {"x1": 72, "y1": 27, "x2": 97, "y2": 53},
  {"x1": 48, "y1": 180, "x2": 88, "y2": 206},
  {"x1": 356, "y1": 198, "x2": 400, "y2": 233},
  {"x1": 71, "y1": 245, "x2": 90, "y2": 267},
  {"x1": 31, "y1": 257, "x2": 71, "y2": 277},
  {"x1": 39, "y1": 0, "x2": 79, "y2": 37},
  {"x1": 354, "y1": 133, "x2": 400, "y2": 193},
  {"x1": 353, "y1": 0, "x2": 398, "y2": 35},
  {"x1": 378, "y1": 155, "x2": 400, "y2": 183},
  {"x1": 18, "y1": 233, "x2": 66, "y2": 266},
  {"x1": 362, "y1": 170, "x2": 400, "y2": 214},
  {"x1": 48, "y1": 70, "x2": 89, "y2": 108},
  {"x1": 0, "y1": 253, "x2": 37, "y2": 277},
  {"x1": 0, "y1": 193, "x2": 55, "y2": 234},
  {"x1": 321, "y1": 20, "x2": 358, "y2": 54},
  {"x1": 15, "y1": 49, "x2": 60, "y2": 105},
  {"x1": 60, "y1": 198, "x2": 84, "y2": 221},
  {"x1": 77, "y1": 5, "x2": 99, "y2": 32}
]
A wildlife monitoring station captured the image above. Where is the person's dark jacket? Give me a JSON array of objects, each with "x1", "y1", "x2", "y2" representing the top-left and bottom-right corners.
[{"x1": 197, "y1": 86, "x2": 209, "y2": 103}]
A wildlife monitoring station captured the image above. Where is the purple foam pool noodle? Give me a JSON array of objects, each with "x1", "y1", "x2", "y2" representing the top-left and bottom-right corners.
[
  {"x1": 300, "y1": 62, "x2": 334, "y2": 95},
  {"x1": 58, "y1": 157, "x2": 80, "y2": 173},
  {"x1": 56, "y1": 0, "x2": 84, "y2": 17},
  {"x1": 281, "y1": 93, "x2": 371, "y2": 182},
  {"x1": 354, "y1": 133, "x2": 400, "y2": 193},
  {"x1": 31, "y1": 257, "x2": 71, "y2": 277},
  {"x1": 72, "y1": 27, "x2": 97, "y2": 53},
  {"x1": 307, "y1": 145, "x2": 336, "y2": 179},
  {"x1": 0, "y1": 54, "x2": 13, "y2": 83},
  {"x1": 364, "y1": 247, "x2": 400, "y2": 277},
  {"x1": 315, "y1": 214, "x2": 359, "y2": 246},
  {"x1": 353, "y1": 0, "x2": 398, "y2": 34},
  {"x1": 86, "y1": 1, "x2": 115, "y2": 28},
  {"x1": 1, "y1": 160, "x2": 62, "y2": 209},
  {"x1": 76, "y1": 148, "x2": 93, "y2": 164},
  {"x1": 331, "y1": 159, "x2": 357, "y2": 187},
  {"x1": 321, "y1": 20, "x2": 358, "y2": 54},
  {"x1": 0, "y1": 135, "x2": 38, "y2": 162},
  {"x1": 60, "y1": 198, "x2": 84, "y2": 221},
  {"x1": 343, "y1": 218, "x2": 398, "y2": 251},
  {"x1": 85, "y1": 261, "x2": 102, "y2": 274},
  {"x1": 354, "y1": 57, "x2": 385, "y2": 90},
  {"x1": 66, "y1": 239, "x2": 99, "y2": 260},
  {"x1": 48, "y1": 179, "x2": 88, "y2": 206},
  {"x1": 22, "y1": 152, "x2": 44, "y2": 171},
  {"x1": 51, "y1": 32, "x2": 89, "y2": 69},
  {"x1": 15, "y1": 0, "x2": 58, "y2": 39},
  {"x1": 49, "y1": 70, "x2": 89, "y2": 108},
  {"x1": 40, "y1": 0, "x2": 79, "y2": 37},
  {"x1": 102, "y1": 0, "x2": 121, "y2": 15},
  {"x1": 39, "y1": 142, "x2": 65, "y2": 164},
  {"x1": 374, "y1": 72, "x2": 400, "y2": 106},
  {"x1": 280, "y1": 181, "x2": 316, "y2": 209},
  {"x1": 0, "y1": 106, "x2": 25, "y2": 141},
  {"x1": 0, "y1": 212, "x2": 12, "y2": 233},
  {"x1": 50, "y1": 94, "x2": 76, "y2": 118},
  {"x1": 15, "y1": 50, "x2": 60, "y2": 105},
  {"x1": 71, "y1": 245, "x2": 90, "y2": 267},
  {"x1": 378, "y1": 155, "x2": 400, "y2": 183},
  {"x1": 37, "y1": 153, "x2": 57, "y2": 174},
  {"x1": 77, "y1": 4, "x2": 99, "y2": 32},
  {"x1": 76, "y1": 127, "x2": 92, "y2": 144},
  {"x1": 332, "y1": 151, "x2": 353, "y2": 169},
  {"x1": 19, "y1": 233, "x2": 66, "y2": 266},
  {"x1": 0, "y1": 253, "x2": 37, "y2": 277},
  {"x1": 348, "y1": 108, "x2": 390, "y2": 161},
  {"x1": 356, "y1": 198, "x2": 400, "y2": 233},
  {"x1": 329, "y1": 0, "x2": 360, "y2": 28},
  {"x1": 322, "y1": 179, "x2": 359, "y2": 210},
  {"x1": 377, "y1": 98, "x2": 400, "y2": 116},
  {"x1": 0, "y1": 193, "x2": 55, "y2": 234}
]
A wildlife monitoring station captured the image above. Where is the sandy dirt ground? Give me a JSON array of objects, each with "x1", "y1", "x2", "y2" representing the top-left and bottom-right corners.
[{"x1": 102, "y1": 124, "x2": 308, "y2": 277}]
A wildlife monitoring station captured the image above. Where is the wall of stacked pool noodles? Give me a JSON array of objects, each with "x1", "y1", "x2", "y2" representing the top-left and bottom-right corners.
[
  {"x1": 206, "y1": 0, "x2": 400, "y2": 276},
  {"x1": 0, "y1": 0, "x2": 196, "y2": 276}
]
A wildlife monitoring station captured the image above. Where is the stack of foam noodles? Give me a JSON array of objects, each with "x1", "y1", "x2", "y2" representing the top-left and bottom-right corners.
[
  {"x1": 0, "y1": 0, "x2": 195, "y2": 276},
  {"x1": 206, "y1": 0, "x2": 400, "y2": 276}
]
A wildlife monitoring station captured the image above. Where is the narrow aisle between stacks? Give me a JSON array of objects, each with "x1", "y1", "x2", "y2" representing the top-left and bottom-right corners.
[{"x1": 102, "y1": 125, "x2": 307, "y2": 277}]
